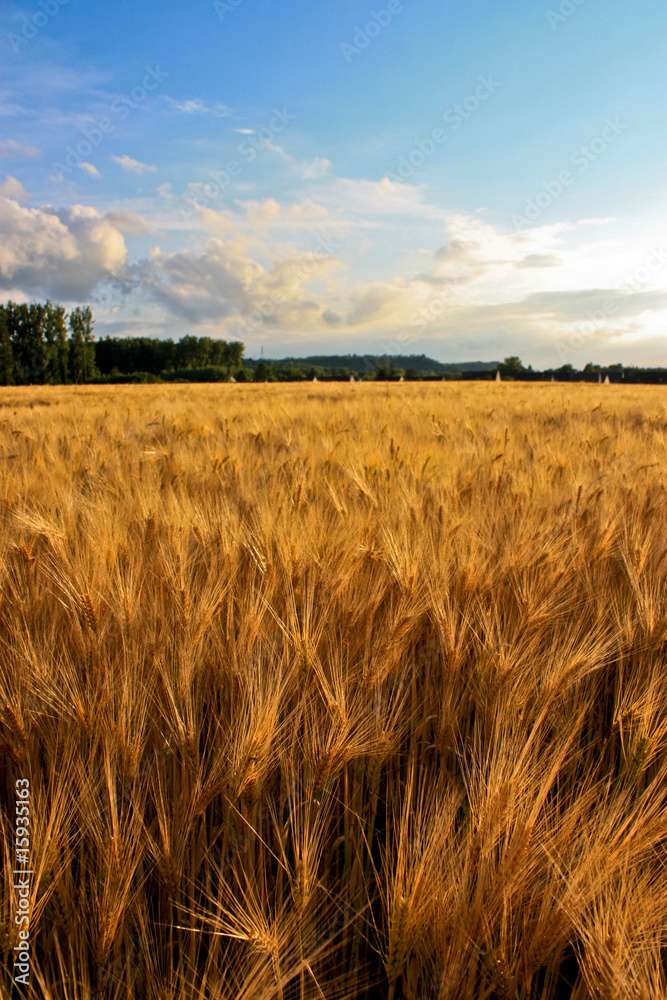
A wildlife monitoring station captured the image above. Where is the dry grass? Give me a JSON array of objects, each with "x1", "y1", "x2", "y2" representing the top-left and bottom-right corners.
[{"x1": 2, "y1": 380, "x2": 667, "y2": 999}]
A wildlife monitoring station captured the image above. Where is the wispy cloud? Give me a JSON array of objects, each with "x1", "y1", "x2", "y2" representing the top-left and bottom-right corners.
[
  {"x1": 0, "y1": 100, "x2": 32, "y2": 118},
  {"x1": 165, "y1": 97, "x2": 232, "y2": 117},
  {"x1": 261, "y1": 141, "x2": 331, "y2": 180},
  {"x1": 0, "y1": 139, "x2": 42, "y2": 160},
  {"x1": 111, "y1": 154, "x2": 157, "y2": 175},
  {"x1": 78, "y1": 162, "x2": 102, "y2": 178},
  {"x1": 104, "y1": 210, "x2": 155, "y2": 235}
]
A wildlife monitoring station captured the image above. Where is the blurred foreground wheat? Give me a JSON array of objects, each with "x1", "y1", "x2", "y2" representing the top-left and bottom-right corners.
[{"x1": 2, "y1": 381, "x2": 667, "y2": 999}]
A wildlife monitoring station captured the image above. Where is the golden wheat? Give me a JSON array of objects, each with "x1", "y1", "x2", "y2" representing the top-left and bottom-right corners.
[{"x1": 1, "y1": 381, "x2": 667, "y2": 998}]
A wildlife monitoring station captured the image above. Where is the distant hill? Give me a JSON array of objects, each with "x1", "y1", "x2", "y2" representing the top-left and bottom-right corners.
[{"x1": 255, "y1": 354, "x2": 501, "y2": 375}]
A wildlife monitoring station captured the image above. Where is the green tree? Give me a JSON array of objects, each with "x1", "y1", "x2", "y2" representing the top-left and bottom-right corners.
[
  {"x1": 175, "y1": 336, "x2": 209, "y2": 369},
  {"x1": 10, "y1": 302, "x2": 47, "y2": 383},
  {"x1": 254, "y1": 360, "x2": 271, "y2": 382},
  {"x1": 500, "y1": 356, "x2": 525, "y2": 374},
  {"x1": 44, "y1": 301, "x2": 69, "y2": 383},
  {"x1": 68, "y1": 306, "x2": 97, "y2": 383},
  {"x1": 0, "y1": 307, "x2": 14, "y2": 385},
  {"x1": 229, "y1": 341, "x2": 244, "y2": 368},
  {"x1": 374, "y1": 360, "x2": 396, "y2": 380}
]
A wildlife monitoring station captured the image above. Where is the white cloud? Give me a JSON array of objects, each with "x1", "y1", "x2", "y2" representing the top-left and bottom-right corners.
[
  {"x1": 240, "y1": 198, "x2": 328, "y2": 229},
  {"x1": 165, "y1": 98, "x2": 232, "y2": 117},
  {"x1": 576, "y1": 217, "x2": 618, "y2": 227},
  {"x1": 129, "y1": 232, "x2": 342, "y2": 329},
  {"x1": 78, "y1": 162, "x2": 102, "y2": 178},
  {"x1": 104, "y1": 189, "x2": 667, "y2": 364},
  {"x1": 111, "y1": 154, "x2": 157, "y2": 175},
  {"x1": 0, "y1": 102, "x2": 31, "y2": 118},
  {"x1": 0, "y1": 176, "x2": 29, "y2": 201},
  {"x1": 0, "y1": 140, "x2": 42, "y2": 161},
  {"x1": 0, "y1": 200, "x2": 129, "y2": 298},
  {"x1": 104, "y1": 211, "x2": 155, "y2": 235},
  {"x1": 2, "y1": 144, "x2": 666, "y2": 367},
  {"x1": 261, "y1": 141, "x2": 331, "y2": 180},
  {"x1": 299, "y1": 156, "x2": 331, "y2": 180}
]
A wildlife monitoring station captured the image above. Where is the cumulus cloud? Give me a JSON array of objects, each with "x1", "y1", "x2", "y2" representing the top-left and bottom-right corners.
[
  {"x1": 189, "y1": 197, "x2": 336, "y2": 244},
  {"x1": 0, "y1": 200, "x2": 129, "y2": 298},
  {"x1": 344, "y1": 282, "x2": 412, "y2": 327},
  {"x1": 134, "y1": 234, "x2": 342, "y2": 328},
  {"x1": 2, "y1": 156, "x2": 665, "y2": 367},
  {"x1": 0, "y1": 176, "x2": 29, "y2": 201},
  {"x1": 240, "y1": 198, "x2": 328, "y2": 229},
  {"x1": 111, "y1": 154, "x2": 157, "y2": 175},
  {"x1": 77, "y1": 196, "x2": 667, "y2": 364}
]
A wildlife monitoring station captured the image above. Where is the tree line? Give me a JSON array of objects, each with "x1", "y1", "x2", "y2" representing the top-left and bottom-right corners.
[
  {"x1": 95, "y1": 335, "x2": 244, "y2": 379},
  {"x1": 0, "y1": 302, "x2": 96, "y2": 386},
  {"x1": 2, "y1": 302, "x2": 663, "y2": 386},
  {"x1": 0, "y1": 302, "x2": 245, "y2": 385}
]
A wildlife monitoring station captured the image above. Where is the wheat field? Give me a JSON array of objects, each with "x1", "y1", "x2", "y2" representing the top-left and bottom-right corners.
[{"x1": 1, "y1": 381, "x2": 667, "y2": 1000}]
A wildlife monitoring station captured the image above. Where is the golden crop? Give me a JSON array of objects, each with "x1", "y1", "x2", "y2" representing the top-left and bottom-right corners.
[{"x1": 2, "y1": 381, "x2": 667, "y2": 999}]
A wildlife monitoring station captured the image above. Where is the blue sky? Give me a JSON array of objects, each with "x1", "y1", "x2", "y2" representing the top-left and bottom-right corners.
[{"x1": 1, "y1": 0, "x2": 667, "y2": 366}]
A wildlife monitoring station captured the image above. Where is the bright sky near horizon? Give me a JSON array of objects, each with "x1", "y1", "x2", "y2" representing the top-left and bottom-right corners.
[{"x1": 1, "y1": 0, "x2": 666, "y2": 367}]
